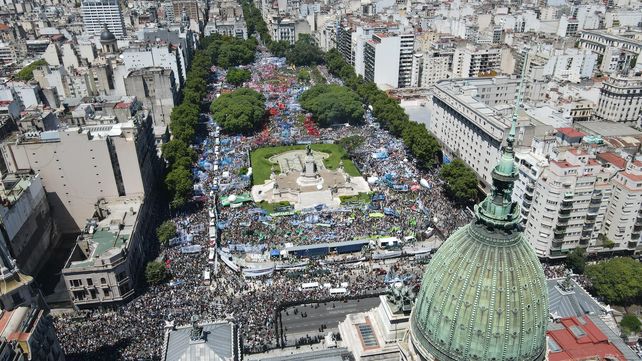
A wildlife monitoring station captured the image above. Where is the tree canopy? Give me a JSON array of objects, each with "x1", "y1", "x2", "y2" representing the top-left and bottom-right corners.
[
  {"x1": 300, "y1": 84, "x2": 364, "y2": 127},
  {"x1": 585, "y1": 257, "x2": 642, "y2": 306},
  {"x1": 565, "y1": 247, "x2": 587, "y2": 274},
  {"x1": 337, "y1": 135, "x2": 365, "y2": 154},
  {"x1": 145, "y1": 261, "x2": 167, "y2": 285},
  {"x1": 440, "y1": 159, "x2": 478, "y2": 203},
  {"x1": 285, "y1": 35, "x2": 324, "y2": 66},
  {"x1": 210, "y1": 88, "x2": 266, "y2": 134},
  {"x1": 241, "y1": 0, "x2": 271, "y2": 43},
  {"x1": 620, "y1": 314, "x2": 642, "y2": 335},
  {"x1": 322, "y1": 48, "x2": 441, "y2": 170},
  {"x1": 156, "y1": 220, "x2": 177, "y2": 247},
  {"x1": 268, "y1": 40, "x2": 291, "y2": 57},
  {"x1": 16, "y1": 59, "x2": 47, "y2": 81},
  {"x1": 226, "y1": 67, "x2": 252, "y2": 86}
]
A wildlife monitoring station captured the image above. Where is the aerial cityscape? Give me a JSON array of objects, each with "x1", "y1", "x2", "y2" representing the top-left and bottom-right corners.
[{"x1": 0, "y1": 0, "x2": 641, "y2": 360}]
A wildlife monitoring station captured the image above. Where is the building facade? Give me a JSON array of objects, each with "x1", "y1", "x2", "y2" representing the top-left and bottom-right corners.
[
  {"x1": 124, "y1": 67, "x2": 178, "y2": 125},
  {"x1": 593, "y1": 77, "x2": 642, "y2": 125},
  {"x1": 81, "y1": 0, "x2": 126, "y2": 39},
  {"x1": 62, "y1": 196, "x2": 153, "y2": 307},
  {"x1": 0, "y1": 307, "x2": 65, "y2": 361},
  {"x1": 0, "y1": 110, "x2": 162, "y2": 234},
  {"x1": 364, "y1": 32, "x2": 415, "y2": 89}
]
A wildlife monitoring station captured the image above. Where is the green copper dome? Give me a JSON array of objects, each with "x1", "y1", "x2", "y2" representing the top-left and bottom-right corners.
[
  {"x1": 409, "y1": 223, "x2": 549, "y2": 361},
  {"x1": 410, "y1": 51, "x2": 548, "y2": 361}
]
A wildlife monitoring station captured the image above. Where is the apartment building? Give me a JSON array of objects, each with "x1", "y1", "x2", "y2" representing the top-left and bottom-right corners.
[
  {"x1": 451, "y1": 45, "x2": 502, "y2": 78},
  {"x1": 0, "y1": 110, "x2": 163, "y2": 234},
  {"x1": 363, "y1": 32, "x2": 415, "y2": 89},
  {"x1": 602, "y1": 159, "x2": 642, "y2": 253},
  {"x1": 62, "y1": 195, "x2": 154, "y2": 307},
  {"x1": 593, "y1": 76, "x2": 642, "y2": 125}
]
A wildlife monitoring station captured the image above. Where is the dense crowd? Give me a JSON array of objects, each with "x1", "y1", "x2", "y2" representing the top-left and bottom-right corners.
[{"x1": 53, "y1": 48, "x2": 499, "y2": 361}]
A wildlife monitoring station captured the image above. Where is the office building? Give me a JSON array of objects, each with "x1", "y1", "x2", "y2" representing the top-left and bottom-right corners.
[
  {"x1": 428, "y1": 77, "x2": 518, "y2": 186},
  {"x1": 81, "y1": 0, "x2": 126, "y2": 39}
]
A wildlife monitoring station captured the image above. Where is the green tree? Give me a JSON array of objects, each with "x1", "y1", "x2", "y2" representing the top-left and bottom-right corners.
[
  {"x1": 156, "y1": 220, "x2": 177, "y2": 247},
  {"x1": 585, "y1": 257, "x2": 642, "y2": 305},
  {"x1": 165, "y1": 166, "x2": 193, "y2": 208},
  {"x1": 226, "y1": 67, "x2": 252, "y2": 86},
  {"x1": 162, "y1": 139, "x2": 196, "y2": 167},
  {"x1": 16, "y1": 59, "x2": 47, "y2": 81},
  {"x1": 268, "y1": 40, "x2": 291, "y2": 57},
  {"x1": 210, "y1": 88, "x2": 265, "y2": 134},
  {"x1": 297, "y1": 69, "x2": 311, "y2": 84},
  {"x1": 299, "y1": 84, "x2": 364, "y2": 126},
  {"x1": 145, "y1": 261, "x2": 167, "y2": 285},
  {"x1": 285, "y1": 35, "x2": 324, "y2": 66},
  {"x1": 565, "y1": 247, "x2": 587, "y2": 274},
  {"x1": 402, "y1": 123, "x2": 440, "y2": 169},
  {"x1": 620, "y1": 314, "x2": 642, "y2": 335},
  {"x1": 440, "y1": 159, "x2": 478, "y2": 203}
]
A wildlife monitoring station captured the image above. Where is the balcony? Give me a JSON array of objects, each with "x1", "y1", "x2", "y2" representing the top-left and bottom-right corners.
[
  {"x1": 628, "y1": 241, "x2": 639, "y2": 249},
  {"x1": 563, "y1": 192, "x2": 574, "y2": 199},
  {"x1": 526, "y1": 184, "x2": 534, "y2": 193},
  {"x1": 561, "y1": 201, "x2": 573, "y2": 210},
  {"x1": 552, "y1": 241, "x2": 563, "y2": 249},
  {"x1": 558, "y1": 212, "x2": 572, "y2": 220},
  {"x1": 587, "y1": 207, "x2": 600, "y2": 215}
]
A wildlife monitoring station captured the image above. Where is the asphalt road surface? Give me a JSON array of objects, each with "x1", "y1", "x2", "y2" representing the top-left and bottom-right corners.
[{"x1": 281, "y1": 296, "x2": 381, "y2": 342}]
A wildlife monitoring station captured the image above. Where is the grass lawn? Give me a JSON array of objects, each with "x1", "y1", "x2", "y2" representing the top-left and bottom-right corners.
[
  {"x1": 257, "y1": 201, "x2": 292, "y2": 213},
  {"x1": 250, "y1": 144, "x2": 361, "y2": 185},
  {"x1": 339, "y1": 192, "x2": 373, "y2": 204}
]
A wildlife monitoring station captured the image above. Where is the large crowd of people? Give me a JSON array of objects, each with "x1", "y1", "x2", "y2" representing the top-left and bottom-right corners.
[{"x1": 53, "y1": 47, "x2": 554, "y2": 361}]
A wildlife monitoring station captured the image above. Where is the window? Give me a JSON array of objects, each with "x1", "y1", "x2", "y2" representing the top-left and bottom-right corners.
[
  {"x1": 87, "y1": 278, "x2": 93, "y2": 286},
  {"x1": 70, "y1": 279, "x2": 82, "y2": 287}
]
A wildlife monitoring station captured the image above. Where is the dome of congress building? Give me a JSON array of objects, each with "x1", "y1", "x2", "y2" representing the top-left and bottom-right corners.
[{"x1": 409, "y1": 121, "x2": 549, "y2": 361}]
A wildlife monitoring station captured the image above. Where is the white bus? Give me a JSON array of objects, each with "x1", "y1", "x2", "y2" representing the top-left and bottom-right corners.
[
  {"x1": 203, "y1": 270, "x2": 211, "y2": 286},
  {"x1": 208, "y1": 248, "x2": 216, "y2": 264}
]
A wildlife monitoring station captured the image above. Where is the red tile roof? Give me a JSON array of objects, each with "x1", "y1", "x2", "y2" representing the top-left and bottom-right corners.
[
  {"x1": 597, "y1": 152, "x2": 627, "y2": 169},
  {"x1": 557, "y1": 127, "x2": 586, "y2": 138},
  {"x1": 548, "y1": 316, "x2": 627, "y2": 361},
  {"x1": 621, "y1": 172, "x2": 642, "y2": 182},
  {"x1": 551, "y1": 160, "x2": 577, "y2": 168},
  {"x1": 114, "y1": 101, "x2": 131, "y2": 109}
]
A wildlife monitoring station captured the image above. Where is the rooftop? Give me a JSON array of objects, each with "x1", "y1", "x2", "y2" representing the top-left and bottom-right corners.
[
  {"x1": 596, "y1": 152, "x2": 627, "y2": 169},
  {"x1": 557, "y1": 127, "x2": 586, "y2": 139},
  {"x1": 575, "y1": 121, "x2": 642, "y2": 137},
  {"x1": 163, "y1": 320, "x2": 238, "y2": 361},
  {"x1": 64, "y1": 196, "x2": 142, "y2": 270},
  {"x1": 547, "y1": 315, "x2": 637, "y2": 361}
]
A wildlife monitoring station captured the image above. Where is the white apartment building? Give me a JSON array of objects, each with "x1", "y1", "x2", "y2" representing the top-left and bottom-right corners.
[
  {"x1": 603, "y1": 160, "x2": 642, "y2": 253},
  {"x1": 429, "y1": 78, "x2": 516, "y2": 186},
  {"x1": 0, "y1": 41, "x2": 16, "y2": 64},
  {"x1": 81, "y1": 0, "x2": 126, "y2": 39},
  {"x1": 524, "y1": 149, "x2": 611, "y2": 258},
  {"x1": 363, "y1": 33, "x2": 415, "y2": 89},
  {"x1": 593, "y1": 77, "x2": 642, "y2": 125},
  {"x1": 0, "y1": 111, "x2": 162, "y2": 234},
  {"x1": 451, "y1": 45, "x2": 502, "y2": 78}
]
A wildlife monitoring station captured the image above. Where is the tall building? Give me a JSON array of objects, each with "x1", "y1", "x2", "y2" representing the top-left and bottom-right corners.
[
  {"x1": 364, "y1": 32, "x2": 415, "y2": 89},
  {"x1": 593, "y1": 77, "x2": 642, "y2": 125},
  {"x1": 0, "y1": 110, "x2": 163, "y2": 234},
  {"x1": 0, "y1": 175, "x2": 60, "y2": 276},
  {"x1": 81, "y1": 0, "x2": 126, "y2": 39},
  {"x1": 452, "y1": 45, "x2": 502, "y2": 78},
  {"x1": 429, "y1": 77, "x2": 519, "y2": 186},
  {"x1": 579, "y1": 30, "x2": 642, "y2": 74},
  {"x1": 403, "y1": 107, "x2": 548, "y2": 360}
]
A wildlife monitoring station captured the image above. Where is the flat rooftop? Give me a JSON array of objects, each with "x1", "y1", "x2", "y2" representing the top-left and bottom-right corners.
[{"x1": 575, "y1": 121, "x2": 642, "y2": 137}]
